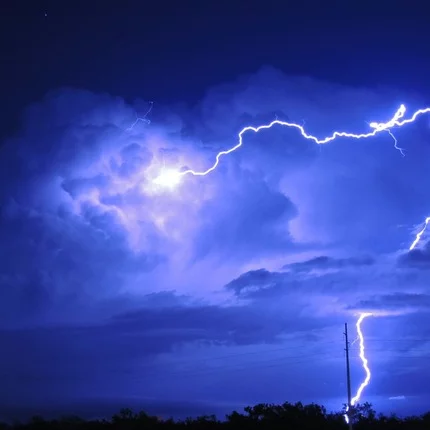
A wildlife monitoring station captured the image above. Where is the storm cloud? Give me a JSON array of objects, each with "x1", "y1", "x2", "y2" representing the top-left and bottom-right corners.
[{"x1": 1, "y1": 66, "x2": 430, "y2": 418}]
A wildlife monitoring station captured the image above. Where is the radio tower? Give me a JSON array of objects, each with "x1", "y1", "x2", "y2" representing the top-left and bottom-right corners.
[{"x1": 344, "y1": 323, "x2": 353, "y2": 430}]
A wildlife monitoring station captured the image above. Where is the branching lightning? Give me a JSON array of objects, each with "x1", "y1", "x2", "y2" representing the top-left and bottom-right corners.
[
  {"x1": 146, "y1": 101, "x2": 428, "y2": 416},
  {"x1": 152, "y1": 102, "x2": 430, "y2": 252},
  {"x1": 409, "y1": 216, "x2": 430, "y2": 250},
  {"x1": 126, "y1": 101, "x2": 154, "y2": 131},
  {"x1": 153, "y1": 103, "x2": 430, "y2": 187},
  {"x1": 345, "y1": 313, "x2": 372, "y2": 424}
]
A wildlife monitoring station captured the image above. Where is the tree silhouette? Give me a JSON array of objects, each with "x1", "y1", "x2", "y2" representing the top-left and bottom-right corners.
[{"x1": 1, "y1": 401, "x2": 429, "y2": 430}]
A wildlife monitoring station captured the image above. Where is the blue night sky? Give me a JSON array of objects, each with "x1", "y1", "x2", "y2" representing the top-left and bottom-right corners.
[{"x1": 1, "y1": 1, "x2": 430, "y2": 421}]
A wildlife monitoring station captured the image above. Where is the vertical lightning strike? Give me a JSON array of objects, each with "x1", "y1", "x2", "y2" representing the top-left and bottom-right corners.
[
  {"x1": 345, "y1": 313, "x2": 372, "y2": 424},
  {"x1": 351, "y1": 313, "x2": 372, "y2": 406},
  {"x1": 409, "y1": 216, "x2": 430, "y2": 250}
]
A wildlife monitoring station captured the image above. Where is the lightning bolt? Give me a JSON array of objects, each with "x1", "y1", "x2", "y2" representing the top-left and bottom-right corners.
[
  {"x1": 345, "y1": 312, "x2": 372, "y2": 424},
  {"x1": 148, "y1": 103, "x2": 426, "y2": 417},
  {"x1": 125, "y1": 101, "x2": 154, "y2": 131},
  {"x1": 153, "y1": 103, "x2": 430, "y2": 186},
  {"x1": 409, "y1": 216, "x2": 430, "y2": 250},
  {"x1": 351, "y1": 313, "x2": 372, "y2": 406}
]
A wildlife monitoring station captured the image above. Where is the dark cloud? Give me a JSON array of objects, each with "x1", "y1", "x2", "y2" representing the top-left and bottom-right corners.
[
  {"x1": 349, "y1": 292, "x2": 430, "y2": 312},
  {"x1": 224, "y1": 251, "x2": 430, "y2": 318},
  {"x1": 284, "y1": 255, "x2": 375, "y2": 272},
  {"x1": 0, "y1": 202, "x2": 162, "y2": 327},
  {"x1": 225, "y1": 269, "x2": 286, "y2": 296},
  {"x1": 194, "y1": 176, "x2": 298, "y2": 261},
  {"x1": 225, "y1": 254, "x2": 378, "y2": 299},
  {"x1": 110, "y1": 296, "x2": 324, "y2": 347},
  {"x1": 398, "y1": 242, "x2": 430, "y2": 270},
  {"x1": 0, "y1": 291, "x2": 337, "y2": 406},
  {"x1": 225, "y1": 253, "x2": 378, "y2": 301},
  {"x1": 1, "y1": 67, "x2": 430, "y2": 416}
]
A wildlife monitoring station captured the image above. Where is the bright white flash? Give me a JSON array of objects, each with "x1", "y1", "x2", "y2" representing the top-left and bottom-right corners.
[
  {"x1": 409, "y1": 216, "x2": 430, "y2": 250},
  {"x1": 153, "y1": 169, "x2": 182, "y2": 189}
]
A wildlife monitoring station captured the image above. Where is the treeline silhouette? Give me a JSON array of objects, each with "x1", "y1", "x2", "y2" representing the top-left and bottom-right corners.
[{"x1": 1, "y1": 402, "x2": 429, "y2": 430}]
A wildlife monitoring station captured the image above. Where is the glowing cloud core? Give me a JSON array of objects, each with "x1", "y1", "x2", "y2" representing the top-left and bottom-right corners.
[{"x1": 153, "y1": 169, "x2": 182, "y2": 189}]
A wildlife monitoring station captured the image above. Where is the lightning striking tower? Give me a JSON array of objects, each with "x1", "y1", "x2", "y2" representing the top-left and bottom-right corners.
[
  {"x1": 345, "y1": 313, "x2": 372, "y2": 425},
  {"x1": 351, "y1": 313, "x2": 372, "y2": 406}
]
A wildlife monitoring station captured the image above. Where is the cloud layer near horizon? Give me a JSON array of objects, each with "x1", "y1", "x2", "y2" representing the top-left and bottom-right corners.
[{"x1": 1, "y1": 66, "x2": 430, "y2": 417}]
